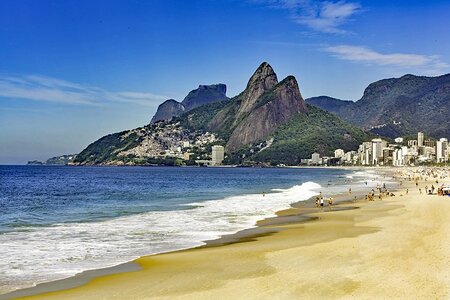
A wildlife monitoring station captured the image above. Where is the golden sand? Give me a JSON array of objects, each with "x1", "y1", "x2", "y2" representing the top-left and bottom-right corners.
[{"x1": 19, "y1": 179, "x2": 450, "y2": 299}]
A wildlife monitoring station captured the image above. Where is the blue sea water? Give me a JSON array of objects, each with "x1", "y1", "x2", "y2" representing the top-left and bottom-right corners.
[{"x1": 0, "y1": 166, "x2": 381, "y2": 293}]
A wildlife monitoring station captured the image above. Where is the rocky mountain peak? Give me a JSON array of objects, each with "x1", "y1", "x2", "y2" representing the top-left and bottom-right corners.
[
  {"x1": 272, "y1": 75, "x2": 307, "y2": 113},
  {"x1": 181, "y1": 84, "x2": 228, "y2": 111},
  {"x1": 226, "y1": 74, "x2": 307, "y2": 152},
  {"x1": 237, "y1": 62, "x2": 279, "y2": 116},
  {"x1": 151, "y1": 84, "x2": 229, "y2": 123},
  {"x1": 151, "y1": 99, "x2": 185, "y2": 123}
]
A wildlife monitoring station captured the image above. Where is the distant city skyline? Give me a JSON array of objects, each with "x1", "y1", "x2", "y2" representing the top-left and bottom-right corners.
[{"x1": 1, "y1": 0, "x2": 449, "y2": 164}]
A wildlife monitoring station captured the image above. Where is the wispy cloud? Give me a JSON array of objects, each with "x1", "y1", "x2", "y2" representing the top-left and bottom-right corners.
[
  {"x1": 251, "y1": 0, "x2": 362, "y2": 34},
  {"x1": 0, "y1": 74, "x2": 168, "y2": 106},
  {"x1": 325, "y1": 45, "x2": 449, "y2": 74}
]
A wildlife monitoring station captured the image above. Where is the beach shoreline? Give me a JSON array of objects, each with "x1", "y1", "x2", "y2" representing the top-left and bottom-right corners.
[{"x1": 0, "y1": 167, "x2": 403, "y2": 299}]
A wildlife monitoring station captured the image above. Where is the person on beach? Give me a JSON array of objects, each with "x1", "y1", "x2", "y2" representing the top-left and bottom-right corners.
[
  {"x1": 348, "y1": 188, "x2": 352, "y2": 195},
  {"x1": 320, "y1": 197, "x2": 324, "y2": 210},
  {"x1": 419, "y1": 188, "x2": 422, "y2": 194},
  {"x1": 406, "y1": 189, "x2": 408, "y2": 195},
  {"x1": 431, "y1": 185, "x2": 435, "y2": 194},
  {"x1": 328, "y1": 197, "x2": 333, "y2": 209},
  {"x1": 315, "y1": 196, "x2": 320, "y2": 208}
]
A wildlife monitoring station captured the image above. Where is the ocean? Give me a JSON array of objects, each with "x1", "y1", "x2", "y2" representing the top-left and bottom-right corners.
[{"x1": 0, "y1": 166, "x2": 385, "y2": 294}]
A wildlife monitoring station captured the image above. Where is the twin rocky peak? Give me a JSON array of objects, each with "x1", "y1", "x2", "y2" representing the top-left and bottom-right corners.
[
  {"x1": 151, "y1": 84, "x2": 229, "y2": 123},
  {"x1": 151, "y1": 62, "x2": 307, "y2": 152}
]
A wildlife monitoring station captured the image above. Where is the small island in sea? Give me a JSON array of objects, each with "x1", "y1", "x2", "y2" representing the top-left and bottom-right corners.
[{"x1": 1, "y1": 1, "x2": 450, "y2": 299}]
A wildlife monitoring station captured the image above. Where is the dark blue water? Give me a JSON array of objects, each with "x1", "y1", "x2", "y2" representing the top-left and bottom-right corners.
[
  {"x1": 0, "y1": 166, "x2": 353, "y2": 232},
  {"x1": 0, "y1": 165, "x2": 363, "y2": 294}
]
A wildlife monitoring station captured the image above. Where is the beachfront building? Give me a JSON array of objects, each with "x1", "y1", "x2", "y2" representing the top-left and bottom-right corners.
[
  {"x1": 211, "y1": 145, "x2": 224, "y2": 166},
  {"x1": 311, "y1": 152, "x2": 321, "y2": 165},
  {"x1": 334, "y1": 149, "x2": 345, "y2": 159},
  {"x1": 371, "y1": 138, "x2": 386, "y2": 165},
  {"x1": 408, "y1": 140, "x2": 418, "y2": 147},
  {"x1": 418, "y1": 132, "x2": 424, "y2": 147},
  {"x1": 382, "y1": 147, "x2": 395, "y2": 166},
  {"x1": 357, "y1": 142, "x2": 372, "y2": 166},
  {"x1": 335, "y1": 131, "x2": 450, "y2": 167},
  {"x1": 436, "y1": 138, "x2": 448, "y2": 163},
  {"x1": 394, "y1": 137, "x2": 404, "y2": 144}
]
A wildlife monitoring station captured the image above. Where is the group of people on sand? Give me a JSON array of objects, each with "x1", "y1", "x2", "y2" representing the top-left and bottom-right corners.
[
  {"x1": 398, "y1": 167, "x2": 450, "y2": 197},
  {"x1": 315, "y1": 192, "x2": 333, "y2": 210},
  {"x1": 366, "y1": 182, "x2": 395, "y2": 201}
]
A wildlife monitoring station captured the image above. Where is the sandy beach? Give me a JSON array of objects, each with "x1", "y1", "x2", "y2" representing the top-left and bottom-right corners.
[{"x1": 8, "y1": 168, "x2": 450, "y2": 299}]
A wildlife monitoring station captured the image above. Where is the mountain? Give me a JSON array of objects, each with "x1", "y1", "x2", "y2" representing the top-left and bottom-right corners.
[
  {"x1": 150, "y1": 84, "x2": 229, "y2": 123},
  {"x1": 27, "y1": 154, "x2": 77, "y2": 165},
  {"x1": 181, "y1": 84, "x2": 228, "y2": 111},
  {"x1": 73, "y1": 62, "x2": 371, "y2": 166},
  {"x1": 253, "y1": 104, "x2": 370, "y2": 165},
  {"x1": 306, "y1": 96, "x2": 353, "y2": 114},
  {"x1": 226, "y1": 76, "x2": 307, "y2": 152},
  {"x1": 306, "y1": 74, "x2": 450, "y2": 138},
  {"x1": 150, "y1": 99, "x2": 185, "y2": 123},
  {"x1": 179, "y1": 62, "x2": 370, "y2": 164}
]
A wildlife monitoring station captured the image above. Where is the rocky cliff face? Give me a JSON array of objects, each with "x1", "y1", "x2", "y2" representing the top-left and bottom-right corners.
[
  {"x1": 151, "y1": 99, "x2": 185, "y2": 123},
  {"x1": 182, "y1": 84, "x2": 228, "y2": 111},
  {"x1": 226, "y1": 76, "x2": 307, "y2": 152},
  {"x1": 236, "y1": 62, "x2": 278, "y2": 118},
  {"x1": 202, "y1": 63, "x2": 307, "y2": 152},
  {"x1": 151, "y1": 84, "x2": 229, "y2": 123}
]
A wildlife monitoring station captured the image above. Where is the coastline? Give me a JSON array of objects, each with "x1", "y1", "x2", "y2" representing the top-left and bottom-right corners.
[{"x1": 0, "y1": 167, "x2": 400, "y2": 299}]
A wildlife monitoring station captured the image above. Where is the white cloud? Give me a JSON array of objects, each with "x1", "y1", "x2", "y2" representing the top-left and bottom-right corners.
[
  {"x1": 0, "y1": 74, "x2": 168, "y2": 106},
  {"x1": 251, "y1": 0, "x2": 362, "y2": 33},
  {"x1": 325, "y1": 45, "x2": 449, "y2": 74}
]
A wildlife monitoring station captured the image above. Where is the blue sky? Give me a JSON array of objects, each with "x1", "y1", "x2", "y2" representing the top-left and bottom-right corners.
[{"x1": 1, "y1": 0, "x2": 449, "y2": 164}]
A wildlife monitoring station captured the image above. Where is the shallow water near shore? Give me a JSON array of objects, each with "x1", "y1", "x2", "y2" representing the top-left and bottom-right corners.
[{"x1": 0, "y1": 166, "x2": 393, "y2": 294}]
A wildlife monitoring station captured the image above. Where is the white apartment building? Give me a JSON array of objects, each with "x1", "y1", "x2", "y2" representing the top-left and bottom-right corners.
[{"x1": 211, "y1": 145, "x2": 224, "y2": 166}]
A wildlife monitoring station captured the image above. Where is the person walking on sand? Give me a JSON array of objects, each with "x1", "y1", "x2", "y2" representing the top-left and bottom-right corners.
[
  {"x1": 328, "y1": 197, "x2": 333, "y2": 209},
  {"x1": 431, "y1": 185, "x2": 435, "y2": 194},
  {"x1": 348, "y1": 188, "x2": 352, "y2": 195},
  {"x1": 320, "y1": 197, "x2": 324, "y2": 210}
]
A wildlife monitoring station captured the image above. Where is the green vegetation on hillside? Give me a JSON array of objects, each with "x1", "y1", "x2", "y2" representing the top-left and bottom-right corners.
[
  {"x1": 177, "y1": 100, "x2": 228, "y2": 131},
  {"x1": 73, "y1": 131, "x2": 142, "y2": 164},
  {"x1": 254, "y1": 105, "x2": 372, "y2": 165}
]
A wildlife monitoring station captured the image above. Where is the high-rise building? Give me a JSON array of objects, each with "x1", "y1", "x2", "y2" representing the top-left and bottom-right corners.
[
  {"x1": 408, "y1": 140, "x2": 418, "y2": 147},
  {"x1": 311, "y1": 153, "x2": 321, "y2": 165},
  {"x1": 211, "y1": 145, "x2": 224, "y2": 166},
  {"x1": 436, "y1": 138, "x2": 448, "y2": 163},
  {"x1": 334, "y1": 149, "x2": 345, "y2": 158},
  {"x1": 424, "y1": 139, "x2": 436, "y2": 148},
  {"x1": 418, "y1": 132, "x2": 424, "y2": 147},
  {"x1": 371, "y1": 138, "x2": 385, "y2": 165}
]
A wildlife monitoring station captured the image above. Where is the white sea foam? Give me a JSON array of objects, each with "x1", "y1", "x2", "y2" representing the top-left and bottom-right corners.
[{"x1": 0, "y1": 181, "x2": 321, "y2": 294}]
